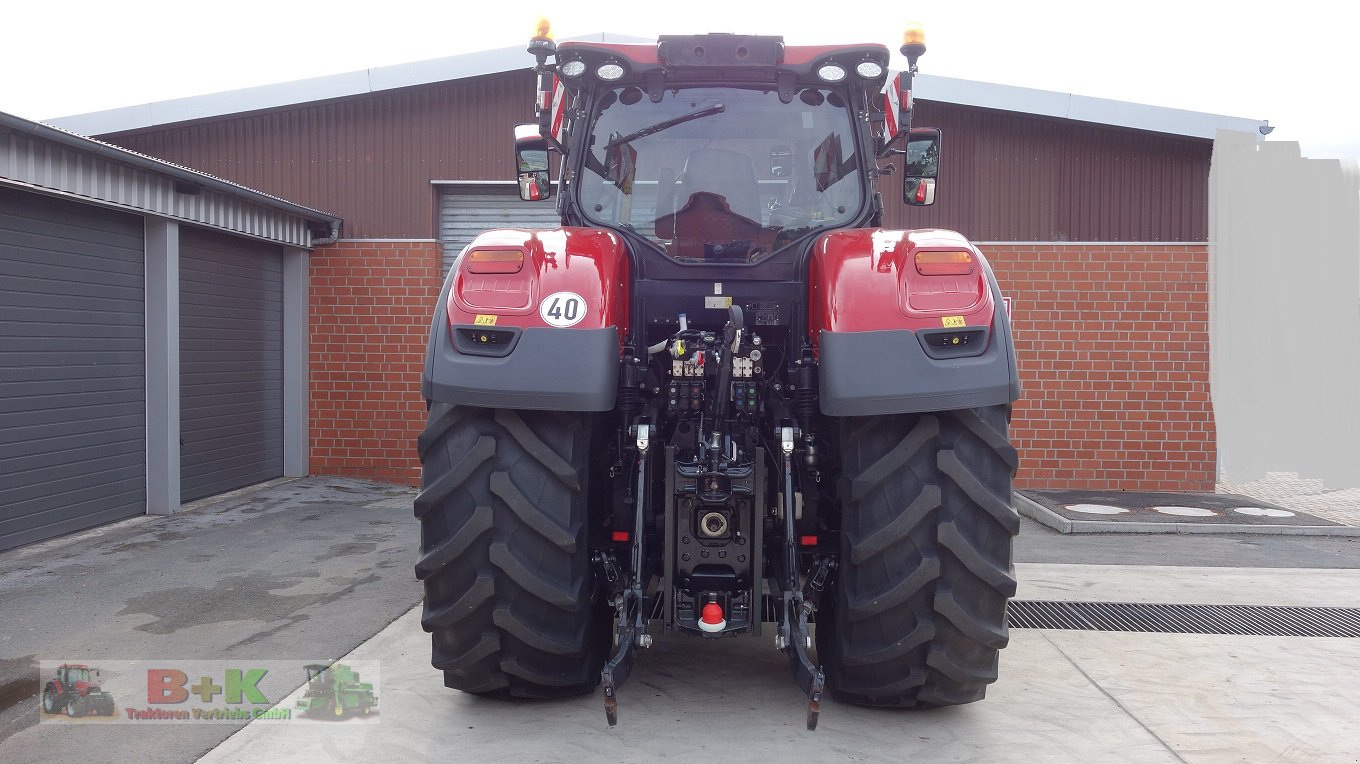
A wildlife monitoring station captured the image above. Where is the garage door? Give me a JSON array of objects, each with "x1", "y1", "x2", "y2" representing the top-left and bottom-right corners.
[
  {"x1": 179, "y1": 228, "x2": 284, "y2": 502},
  {"x1": 0, "y1": 187, "x2": 146, "y2": 552},
  {"x1": 438, "y1": 185, "x2": 560, "y2": 273}
]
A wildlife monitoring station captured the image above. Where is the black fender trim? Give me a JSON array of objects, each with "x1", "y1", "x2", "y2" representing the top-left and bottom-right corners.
[
  {"x1": 818, "y1": 326, "x2": 1015, "y2": 416},
  {"x1": 424, "y1": 325, "x2": 619, "y2": 411},
  {"x1": 422, "y1": 278, "x2": 619, "y2": 410},
  {"x1": 978, "y1": 254, "x2": 1023, "y2": 403},
  {"x1": 818, "y1": 255, "x2": 1021, "y2": 416}
]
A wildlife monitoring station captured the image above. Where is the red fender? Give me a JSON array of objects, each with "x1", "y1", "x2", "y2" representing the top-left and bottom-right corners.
[
  {"x1": 809, "y1": 228, "x2": 1017, "y2": 416},
  {"x1": 425, "y1": 227, "x2": 630, "y2": 411},
  {"x1": 808, "y1": 227, "x2": 997, "y2": 348},
  {"x1": 447, "y1": 228, "x2": 629, "y2": 340}
]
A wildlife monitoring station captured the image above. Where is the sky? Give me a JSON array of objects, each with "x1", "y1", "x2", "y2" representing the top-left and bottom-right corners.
[{"x1": 2, "y1": 1, "x2": 1357, "y2": 161}]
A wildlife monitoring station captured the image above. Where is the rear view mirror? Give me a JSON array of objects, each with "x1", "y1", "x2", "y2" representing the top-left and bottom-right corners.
[
  {"x1": 604, "y1": 133, "x2": 638, "y2": 194},
  {"x1": 513, "y1": 123, "x2": 552, "y2": 202},
  {"x1": 770, "y1": 145, "x2": 792, "y2": 177},
  {"x1": 903, "y1": 127, "x2": 941, "y2": 207}
]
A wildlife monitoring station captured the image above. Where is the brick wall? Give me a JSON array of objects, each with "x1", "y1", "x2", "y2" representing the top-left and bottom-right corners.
[
  {"x1": 309, "y1": 241, "x2": 442, "y2": 486},
  {"x1": 985, "y1": 244, "x2": 1215, "y2": 491},
  {"x1": 306, "y1": 241, "x2": 1216, "y2": 492}
]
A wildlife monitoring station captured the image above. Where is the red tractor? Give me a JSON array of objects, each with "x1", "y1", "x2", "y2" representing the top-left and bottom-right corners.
[
  {"x1": 42, "y1": 664, "x2": 116, "y2": 717},
  {"x1": 416, "y1": 21, "x2": 1019, "y2": 730}
]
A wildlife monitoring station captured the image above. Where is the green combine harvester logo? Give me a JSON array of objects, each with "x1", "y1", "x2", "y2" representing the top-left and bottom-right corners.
[{"x1": 294, "y1": 664, "x2": 376, "y2": 719}]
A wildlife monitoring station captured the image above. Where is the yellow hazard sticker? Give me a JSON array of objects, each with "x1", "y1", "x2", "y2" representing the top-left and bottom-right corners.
[
  {"x1": 473, "y1": 314, "x2": 497, "y2": 326},
  {"x1": 941, "y1": 316, "x2": 966, "y2": 328}
]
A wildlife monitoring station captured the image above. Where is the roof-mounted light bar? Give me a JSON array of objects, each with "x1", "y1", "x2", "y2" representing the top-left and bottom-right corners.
[
  {"x1": 856, "y1": 61, "x2": 884, "y2": 79},
  {"x1": 596, "y1": 61, "x2": 626, "y2": 81},
  {"x1": 816, "y1": 62, "x2": 847, "y2": 83},
  {"x1": 559, "y1": 58, "x2": 587, "y2": 78}
]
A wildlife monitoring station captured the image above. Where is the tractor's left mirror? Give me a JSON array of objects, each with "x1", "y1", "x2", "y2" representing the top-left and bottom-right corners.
[{"x1": 514, "y1": 123, "x2": 552, "y2": 202}]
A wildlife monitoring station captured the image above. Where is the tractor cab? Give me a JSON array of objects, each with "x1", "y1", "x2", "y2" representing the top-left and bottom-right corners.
[
  {"x1": 516, "y1": 26, "x2": 940, "y2": 284},
  {"x1": 58, "y1": 664, "x2": 94, "y2": 687},
  {"x1": 581, "y1": 83, "x2": 863, "y2": 266}
]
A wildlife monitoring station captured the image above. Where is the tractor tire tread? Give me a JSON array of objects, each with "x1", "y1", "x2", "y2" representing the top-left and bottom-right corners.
[
  {"x1": 821, "y1": 405, "x2": 1017, "y2": 709},
  {"x1": 488, "y1": 540, "x2": 581, "y2": 610},
  {"x1": 416, "y1": 404, "x2": 605, "y2": 700},
  {"x1": 844, "y1": 556, "x2": 940, "y2": 620},
  {"x1": 414, "y1": 504, "x2": 493, "y2": 579}
]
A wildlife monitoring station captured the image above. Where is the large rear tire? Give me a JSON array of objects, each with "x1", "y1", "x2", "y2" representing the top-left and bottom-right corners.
[
  {"x1": 415, "y1": 404, "x2": 607, "y2": 699},
  {"x1": 818, "y1": 404, "x2": 1019, "y2": 708}
]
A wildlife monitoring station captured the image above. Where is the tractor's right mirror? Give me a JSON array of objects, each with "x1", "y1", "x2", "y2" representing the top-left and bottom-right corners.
[
  {"x1": 513, "y1": 123, "x2": 551, "y2": 202},
  {"x1": 903, "y1": 127, "x2": 941, "y2": 206}
]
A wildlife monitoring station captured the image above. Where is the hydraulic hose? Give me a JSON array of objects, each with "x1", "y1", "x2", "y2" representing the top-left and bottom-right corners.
[{"x1": 713, "y1": 304, "x2": 744, "y2": 422}]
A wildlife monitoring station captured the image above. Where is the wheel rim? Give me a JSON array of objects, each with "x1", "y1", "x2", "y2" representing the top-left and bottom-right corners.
[
  {"x1": 333, "y1": 703, "x2": 344, "y2": 716},
  {"x1": 66, "y1": 699, "x2": 77, "y2": 716}
]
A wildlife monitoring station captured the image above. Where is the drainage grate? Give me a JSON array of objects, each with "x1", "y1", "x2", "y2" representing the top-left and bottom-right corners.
[{"x1": 1007, "y1": 600, "x2": 1360, "y2": 638}]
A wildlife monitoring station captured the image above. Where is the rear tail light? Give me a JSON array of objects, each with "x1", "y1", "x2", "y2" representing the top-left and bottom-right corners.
[
  {"x1": 914, "y1": 250, "x2": 974, "y2": 276},
  {"x1": 465, "y1": 249, "x2": 525, "y2": 274}
]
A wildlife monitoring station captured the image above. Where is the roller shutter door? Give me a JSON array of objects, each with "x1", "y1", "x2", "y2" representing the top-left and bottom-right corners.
[
  {"x1": 0, "y1": 187, "x2": 146, "y2": 552},
  {"x1": 437, "y1": 186, "x2": 560, "y2": 273},
  {"x1": 179, "y1": 228, "x2": 284, "y2": 502}
]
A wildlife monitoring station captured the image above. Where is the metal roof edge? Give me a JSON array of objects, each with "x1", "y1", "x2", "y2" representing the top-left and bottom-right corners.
[
  {"x1": 0, "y1": 110, "x2": 342, "y2": 231},
  {"x1": 914, "y1": 73, "x2": 1265, "y2": 140},
  {"x1": 47, "y1": 34, "x2": 651, "y2": 137},
  {"x1": 44, "y1": 33, "x2": 1262, "y2": 142}
]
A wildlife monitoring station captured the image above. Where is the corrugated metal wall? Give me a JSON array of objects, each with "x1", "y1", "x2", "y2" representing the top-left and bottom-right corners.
[
  {"x1": 881, "y1": 102, "x2": 1211, "y2": 241},
  {"x1": 105, "y1": 71, "x2": 536, "y2": 240},
  {"x1": 103, "y1": 74, "x2": 1210, "y2": 242},
  {"x1": 1, "y1": 128, "x2": 314, "y2": 247}
]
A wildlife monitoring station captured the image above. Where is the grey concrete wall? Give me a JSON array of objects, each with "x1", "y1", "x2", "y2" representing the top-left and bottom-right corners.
[{"x1": 1210, "y1": 130, "x2": 1360, "y2": 489}]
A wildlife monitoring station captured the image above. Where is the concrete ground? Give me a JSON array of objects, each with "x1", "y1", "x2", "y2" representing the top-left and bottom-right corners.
[
  {"x1": 201, "y1": 564, "x2": 1360, "y2": 764},
  {"x1": 0, "y1": 477, "x2": 422, "y2": 763},
  {"x1": 3, "y1": 476, "x2": 1360, "y2": 762}
]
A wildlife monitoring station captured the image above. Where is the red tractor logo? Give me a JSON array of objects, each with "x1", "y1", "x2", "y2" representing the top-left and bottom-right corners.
[{"x1": 42, "y1": 664, "x2": 116, "y2": 717}]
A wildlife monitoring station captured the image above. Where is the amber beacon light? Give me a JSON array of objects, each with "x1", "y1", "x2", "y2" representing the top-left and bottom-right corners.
[
  {"x1": 528, "y1": 16, "x2": 556, "y2": 61},
  {"x1": 532, "y1": 17, "x2": 553, "y2": 41},
  {"x1": 901, "y1": 23, "x2": 926, "y2": 67}
]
